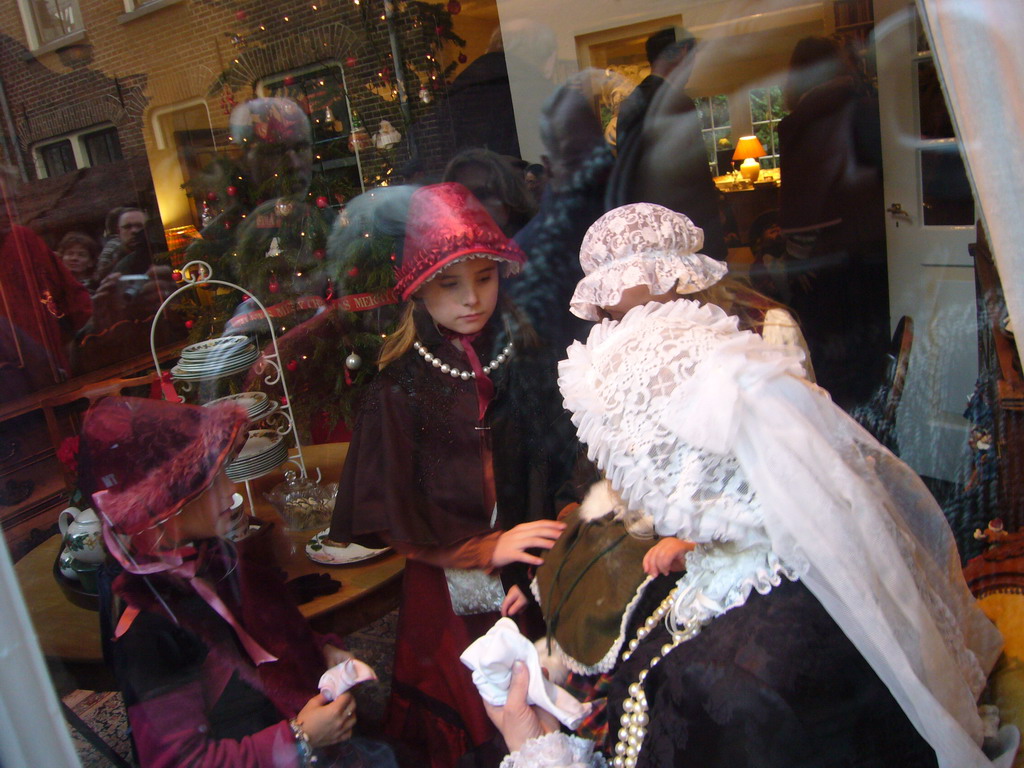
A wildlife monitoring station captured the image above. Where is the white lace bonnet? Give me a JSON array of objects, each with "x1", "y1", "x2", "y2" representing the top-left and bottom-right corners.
[
  {"x1": 569, "y1": 203, "x2": 728, "y2": 320},
  {"x1": 558, "y1": 299, "x2": 1004, "y2": 768}
]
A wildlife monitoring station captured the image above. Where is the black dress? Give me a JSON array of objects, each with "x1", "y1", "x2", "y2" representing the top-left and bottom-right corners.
[{"x1": 607, "y1": 579, "x2": 939, "y2": 768}]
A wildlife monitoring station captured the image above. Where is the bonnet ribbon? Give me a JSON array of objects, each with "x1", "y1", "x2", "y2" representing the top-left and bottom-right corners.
[{"x1": 99, "y1": 509, "x2": 278, "y2": 666}]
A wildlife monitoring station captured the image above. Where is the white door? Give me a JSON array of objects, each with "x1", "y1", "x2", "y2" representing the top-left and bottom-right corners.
[{"x1": 873, "y1": 0, "x2": 977, "y2": 481}]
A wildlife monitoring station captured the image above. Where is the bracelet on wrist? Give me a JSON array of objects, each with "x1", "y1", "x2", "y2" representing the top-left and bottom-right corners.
[{"x1": 288, "y1": 718, "x2": 318, "y2": 766}]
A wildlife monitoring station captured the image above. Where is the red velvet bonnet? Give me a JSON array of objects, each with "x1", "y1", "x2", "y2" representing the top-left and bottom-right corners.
[
  {"x1": 394, "y1": 182, "x2": 525, "y2": 300},
  {"x1": 79, "y1": 397, "x2": 248, "y2": 539}
]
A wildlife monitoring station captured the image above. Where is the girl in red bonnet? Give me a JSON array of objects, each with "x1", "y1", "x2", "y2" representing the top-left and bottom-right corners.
[
  {"x1": 329, "y1": 182, "x2": 574, "y2": 767},
  {"x1": 80, "y1": 396, "x2": 396, "y2": 768}
]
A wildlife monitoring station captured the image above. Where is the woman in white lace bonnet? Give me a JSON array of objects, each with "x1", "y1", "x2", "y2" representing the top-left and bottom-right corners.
[
  {"x1": 487, "y1": 205, "x2": 1012, "y2": 767},
  {"x1": 569, "y1": 201, "x2": 815, "y2": 381}
]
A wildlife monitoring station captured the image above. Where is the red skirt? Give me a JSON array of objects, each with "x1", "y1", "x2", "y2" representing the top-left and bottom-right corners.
[{"x1": 385, "y1": 559, "x2": 498, "y2": 768}]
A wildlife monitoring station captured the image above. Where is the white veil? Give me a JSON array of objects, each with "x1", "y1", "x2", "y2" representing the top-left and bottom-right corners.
[{"x1": 558, "y1": 299, "x2": 1003, "y2": 768}]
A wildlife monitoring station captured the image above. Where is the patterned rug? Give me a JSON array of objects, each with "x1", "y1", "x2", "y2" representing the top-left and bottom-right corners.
[{"x1": 64, "y1": 610, "x2": 398, "y2": 767}]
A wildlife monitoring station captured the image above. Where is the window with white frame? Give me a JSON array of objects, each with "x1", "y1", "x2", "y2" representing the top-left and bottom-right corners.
[
  {"x1": 695, "y1": 94, "x2": 731, "y2": 175},
  {"x1": 33, "y1": 125, "x2": 122, "y2": 179},
  {"x1": 749, "y1": 86, "x2": 787, "y2": 169},
  {"x1": 18, "y1": 0, "x2": 83, "y2": 49}
]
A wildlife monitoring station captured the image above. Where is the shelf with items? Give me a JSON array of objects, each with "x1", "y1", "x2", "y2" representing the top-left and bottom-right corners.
[
  {"x1": 828, "y1": 0, "x2": 877, "y2": 85},
  {"x1": 150, "y1": 261, "x2": 317, "y2": 519}
]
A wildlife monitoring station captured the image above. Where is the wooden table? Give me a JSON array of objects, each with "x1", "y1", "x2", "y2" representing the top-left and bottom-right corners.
[{"x1": 13, "y1": 442, "x2": 404, "y2": 691}]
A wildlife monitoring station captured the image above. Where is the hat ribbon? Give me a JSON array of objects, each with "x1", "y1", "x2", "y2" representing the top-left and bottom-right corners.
[{"x1": 100, "y1": 516, "x2": 278, "y2": 666}]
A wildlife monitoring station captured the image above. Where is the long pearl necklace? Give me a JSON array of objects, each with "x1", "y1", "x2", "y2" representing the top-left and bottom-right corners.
[
  {"x1": 612, "y1": 586, "x2": 708, "y2": 768},
  {"x1": 413, "y1": 341, "x2": 512, "y2": 380}
]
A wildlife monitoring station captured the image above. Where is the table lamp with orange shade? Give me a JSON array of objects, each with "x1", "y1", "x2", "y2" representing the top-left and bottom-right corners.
[{"x1": 733, "y1": 135, "x2": 767, "y2": 182}]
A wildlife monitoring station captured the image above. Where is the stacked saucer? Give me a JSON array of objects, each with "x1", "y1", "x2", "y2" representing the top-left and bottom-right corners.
[
  {"x1": 171, "y1": 336, "x2": 260, "y2": 381},
  {"x1": 225, "y1": 429, "x2": 288, "y2": 482},
  {"x1": 205, "y1": 392, "x2": 276, "y2": 421}
]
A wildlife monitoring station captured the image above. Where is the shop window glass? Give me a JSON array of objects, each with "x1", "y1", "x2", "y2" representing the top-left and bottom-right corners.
[{"x1": 749, "y1": 86, "x2": 786, "y2": 169}]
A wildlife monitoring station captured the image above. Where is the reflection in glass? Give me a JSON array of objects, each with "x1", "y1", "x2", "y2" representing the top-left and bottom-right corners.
[
  {"x1": 920, "y1": 146, "x2": 974, "y2": 226},
  {"x1": 917, "y1": 59, "x2": 954, "y2": 139},
  {"x1": 749, "y1": 86, "x2": 786, "y2": 168}
]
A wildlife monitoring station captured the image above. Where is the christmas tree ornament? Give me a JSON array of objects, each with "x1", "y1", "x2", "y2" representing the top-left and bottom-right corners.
[
  {"x1": 201, "y1": 200, "x2": 213, "y2": 227},
  {"x1": 447, "y1": 0, "x2": 461, "y2": 14},
  {"x1": 172, "y1": 269, "x2": 183, "y2": 281},
  {"x1": 275, "y1": 200, "x2": 295, "y2": 217},
  {"x1": 313, "y1": 249, "x2": 326, "y2": 260},
  {"x1": 419, "y1": 86, "x2": 432, "y2": 104},
  {"x1": 227, "y1": 185, "x2": 238, "y2": 197},
  {"x1": 458, "y1": 52, "x2": 467, "y2": 64},
  {"x1": 347, "y1": 267, "x2": 359, "y2": 277},
  {"x1": 373, "y1": 119, "x2": 402, "y2": 149},
  {"x1": 268, "y1": 275, "x2": 280, "y2": 293},
  {"x1": 435, "y1": 25, "x2": 444, "y2": 35},
  {"x1": 206, "y1": 191, "x2": 218, "y2": 202},
  {"x1": 287, "y1": 359, "x2": 299, "y2": 372},
  {"x1": 185, "y1": 320, "x2": 194, "y2": 329},
  {"x1": 345, "y1": 56, "x2": 358, "y2": 68},
  {"x1": 266, "y1": 237, "x2": 282, "y2": 259},
  {"x1": 284, "y1": 75, "x2": 296, "y2": 86},
  {"x1": 345, "y1": 352, "x2": 363, "y2": 370},
  {"x1": 235, "y1": 9, "x2": 247, "y2": 21},
  {"x1": 316, "y1": 196, "x2": 329, "y2": 209}
]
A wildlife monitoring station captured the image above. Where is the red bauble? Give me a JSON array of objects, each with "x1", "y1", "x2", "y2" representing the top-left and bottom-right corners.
[
  {"x1": 206, "y1": 191, "x2": 218, "y2": 202},
  {"x1": 280, "y1": 396, "x2": 289, "y2": 406},
  {"x1": 185, "y1": 320, "x2": 194, "y2": 329},
  {"x1": 447, "y1": 0, "x2": 461, "y2": 14},
  {"x1": 234, "y1": 10, "x2": 247, "y2": 21},
  {"x1": 268, "y1": 276, "x2": 280, "y2": 293},
  {"x1": 287, "y1": 359, "x2": 299, "y2": 372},
  {"x1": 435, "y1": 25, "x2": 444, "y2": 35},
  {"x1": 313, "y1": 249, "x2": 326, "y2": 260},
  {"x1": 316, "y1": 195, "x2": 329, "y2": 209},
  {"x1": 458, "y1": 52, "x2": 467, "y2": 64},
  {"x1": 347, "y1": 267, "x2": 359, "y2": 277},
  {"x1": 226, "y1": 185, "x2": 238, "y2": 197},
  {"x1": 345, "y1": 56, "x2": 358, "y2": 68},
  {"x1": 283, "y1": 75, "x2": 296, "y2": 86},
  {"x1": 171, "y1": 269, "x2": 183, "y2": 281}
]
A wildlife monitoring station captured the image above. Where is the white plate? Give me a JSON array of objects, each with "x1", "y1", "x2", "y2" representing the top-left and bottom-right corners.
[
  {"x1": 175, "y1": 346, "x2": 259, "y2": 370},
  {"x1": 305, "y1": 528, "x2": 390, "y2": 565},
  {"x1": 180, "y1": 335, "x2": 249, "y2": 359},
  {"x1": 171, "y1": 348, "x2": 260, "y2": 381},
  {"x1": 205, "y1": 392, "x2": 270, "y2": 417},
  {"x1": 233, "y1": 430, "x2": 284, "y2": 460}
]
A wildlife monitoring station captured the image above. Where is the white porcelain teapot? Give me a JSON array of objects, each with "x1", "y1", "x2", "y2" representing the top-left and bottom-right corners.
[{"x1": 58, "y1": 506, "x2": 105, "y2": 565}]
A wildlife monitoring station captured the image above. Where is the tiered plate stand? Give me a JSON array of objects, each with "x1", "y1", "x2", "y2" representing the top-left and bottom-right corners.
[{"x1": 149, "y1": 260, "x2": 317, "y2": 516}]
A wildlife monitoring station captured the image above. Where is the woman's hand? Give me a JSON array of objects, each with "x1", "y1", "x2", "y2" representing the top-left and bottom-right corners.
[
  {"x1": 642, "y1": 537, "x2": 695, "y2": 577},
  {"x1": 484, "y1": 661, "x2": 560, "y2": 754},
  {"x1": 501, "y1": 585, "x2": 529, "y2": 617},
  {"x1": 491, "y1": 520, "x2": 566, "y2": 568},
  {"x1": 295, "y1": 692, "x2": 357, "y2": 748}
]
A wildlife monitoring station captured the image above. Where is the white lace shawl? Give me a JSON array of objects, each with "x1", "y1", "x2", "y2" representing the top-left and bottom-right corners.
[{"x1": 558, "y1": 299, "x2": 1004, "y2": 768}]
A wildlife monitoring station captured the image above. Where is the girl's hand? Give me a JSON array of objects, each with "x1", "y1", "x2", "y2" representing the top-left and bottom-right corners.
[
  {"x1": 295, "y1": 692, "x2": 357, "y2": 748},
  {"x1": 642, "y1": 537, "x2": 695, "y2": 577},
  {"x1": 322, "y1": 643, "x2": 353, "y2": 669},
  {"x1": 501, "y1": 585, "x2": 529, "y2": 617},
  {"x1": 492, "y1": 520, "x2": 566, "y2": 568}
]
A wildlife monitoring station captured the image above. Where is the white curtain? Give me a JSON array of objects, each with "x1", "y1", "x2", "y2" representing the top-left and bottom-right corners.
[{"x1": 919, "y1": 0, "x2": 1024, "y2": 361}]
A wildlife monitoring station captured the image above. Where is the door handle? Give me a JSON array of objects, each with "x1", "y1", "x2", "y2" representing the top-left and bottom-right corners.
[{"x1": 886, "y1": 202, "x2": 912, "y2": 227}]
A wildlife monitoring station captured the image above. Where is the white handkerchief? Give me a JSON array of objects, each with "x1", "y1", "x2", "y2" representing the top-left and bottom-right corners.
[
  {"x1": 318, "y1": 658, "x2": 378, "y2": 701},
  {"x1": 460, "y1": 617, "x2": 591, "y2": 730}
]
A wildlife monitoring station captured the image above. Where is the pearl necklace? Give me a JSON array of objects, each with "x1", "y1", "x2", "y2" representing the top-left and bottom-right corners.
[
  {"x1": 413, "y1": 341, "x2": 512, "y2": 380},
  {"x1": 612, "y1": 587, "x2": 708, "y2": 768}
]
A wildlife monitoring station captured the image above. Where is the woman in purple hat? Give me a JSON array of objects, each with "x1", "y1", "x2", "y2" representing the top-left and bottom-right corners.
[
  {"x1": 80, "y1": 396, "x2": 395, "y2": 768},
  {"x1": 329, "y1": 182, "x2": 573, "y2": 767}
]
